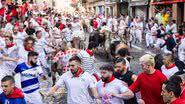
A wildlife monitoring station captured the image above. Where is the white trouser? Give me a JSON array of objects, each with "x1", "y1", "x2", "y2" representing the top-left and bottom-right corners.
[
  {"x1": 24, "y1": 90, "x2": 43, "y2": 104},
  {"x1": 136, "y1": 29, "x2": 142, "y2": 43},
  {"x1": 178, "y1": 48, "x2": 185, "y2": 63},
  {"x1": 145, "y1": 33, "x2": 153, "y2": 47}
]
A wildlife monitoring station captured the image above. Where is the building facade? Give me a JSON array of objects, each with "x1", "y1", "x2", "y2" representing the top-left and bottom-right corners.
[
  {"x1": 129, "y1": 0, "x2": 149, "y2": 19},
  {"x1": 149, "y1": 0, "x2": 185, "y2": 25}
]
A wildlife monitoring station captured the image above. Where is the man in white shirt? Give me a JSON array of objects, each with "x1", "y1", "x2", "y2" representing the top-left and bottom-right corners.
[
  {"x1": 18, "y1": 37, "x2": 35, "y2": 64},
  {"x1": 107, "y1": 16, "x2": 113, "y2": 30},
  {"x1": 96, "y1": 64, "x2": 134, "y2": 104},
  {"x1": 170, "y1": 20, "x2": 177, "y2": 34},
  {"x1": 14, "y1": 24, "x2": 27, "y2": 47},
  {"x1": 77, "y1": 42, "x2": 100, "y2": 81},
  {"x1": 4, "y1": 18, "x2": 15, "y2": 33},
  {"x1": 135, "y1": 19, "x2": 143, "y2": 43},
  {"x1": 178, "y1": 38, "x2": 185, "y2": 63},
  {"x1": 45, "y1": 56, "x2": 101, "y2": 104},
  {"x1": 161, "y1": 53, "x2": 179, "y2": 79}
]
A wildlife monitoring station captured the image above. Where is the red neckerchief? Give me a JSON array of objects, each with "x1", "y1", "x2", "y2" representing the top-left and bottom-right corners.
[
  {"x1": 24, "y1": 47, "x2": 34, "y2": 51},
  {"x1": 103, "y1": 76, "x2": 115, "y2": 87},
  {"x1": 6, "y1": 43, "x2": 15, "y2": 48},
  {"x1": 86, "y1": 49, "x2": 93, "y2": 57},
  {"x1": 73, "y1": 67, "x2": 84, "y2": 77},
  {"x1": 92, "y1": 73, "x2": 100, "y2": 82},
  {"x1": 165, "y1": 64, "x2": 176, "y2": 70}
]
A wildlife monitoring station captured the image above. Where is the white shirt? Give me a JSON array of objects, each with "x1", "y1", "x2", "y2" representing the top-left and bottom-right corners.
[
  {"x1": 4, "y1": 23, "x2": 13, "y2": 33},
  {"x1": 53, "y1": 27, "x2": 61, "y2": 38},
  {"x1": 155, "y1": 38, "x2": 165, "y2": 48},
  {"x1": 72, "y1": 22, "x2": 81, "y2": 32},
  {"x1": 62, "y1": 28, "x2": 72, "y2": 42},
  {"x1": 96, "y1": 78, "x2": 129, "y2": 104},
  {"x1": 166, "y1": 25, "x2": 170, "y2": 33},
  {"x1": 13, "y1": 31, "x2": 27, "y2": 47},
  {"x1": 17, "y1": 46, "x2": 29, "y2": 64},
  {"x1": 107, "y1": 18, "x2": 112, "y2": 28},
  {"x1": 34, "y1": 38, "x2": 48, "y2": 54},
  {"x1": 178, "y1": 38, "x2": 185, "y2": 62},
  {"x1": 56, "y1": 71, "x2": 96, "y2": 104},
  {"x1": 125, "y1": 58, "x2": 130, "y2": 71},
  {"x1": 151, "y1": 25, "x2": 157, "y2": 35},
  {"x1": 170, "y1": 24, "x2": 177, "y2": 33},
  {"x1": 135, "y1": 22, "x2": 143, "y2": 30},
  {"x1": 161, "y1": 64, "x2": 179, "y2": 79},
  {"x1": 0, "y1": 2, "x2": 2, "y2": 9},
  {"x1": 0, "y1": 37, "x2": 5, "y2": 48},
  {"x1": 77, "y1": 50, "x2": 98, "y2": 74}
]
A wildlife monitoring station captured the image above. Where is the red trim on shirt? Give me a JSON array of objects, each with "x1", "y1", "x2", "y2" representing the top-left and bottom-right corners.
[
  {"x1": 165, "y1": 64, "x2": 176, "y2": 70},
  {"x1": 86, "y1": 49, "x2": 93, "y2": 57},
  {"x1": 103, "y1": 76, "x2": 115, "y2": 87}
]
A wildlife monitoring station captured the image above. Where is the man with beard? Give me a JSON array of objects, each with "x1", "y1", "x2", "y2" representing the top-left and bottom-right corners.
[
  {"x1": 114, "y1": 58, "x2": 138, "y2": 104},
  {"x1": 45, "y1": 56, "x2": 101, "y2": 104},
  {"x1": 96, "y1": 64, "x2": 134, "y2": 104},
  {"x1": 14, "y1": 51, "x2": 46, "y2": 104},
  {"x1": 161, "y1": 80, "x2": 185, "y2": 104}
]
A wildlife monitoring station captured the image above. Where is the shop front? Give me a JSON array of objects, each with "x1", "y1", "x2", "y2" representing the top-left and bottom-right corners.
[
  {"x1": 130, "y1": 0, "x2": 149, "y2": 19},
  {"x1": 151, "y1": 0, "x2": 185, "y2": 25}
]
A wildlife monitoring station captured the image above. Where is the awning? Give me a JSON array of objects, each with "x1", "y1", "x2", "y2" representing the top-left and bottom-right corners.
[{"x1": 152, "y1": 0, "x2": 185, "y2": 5}]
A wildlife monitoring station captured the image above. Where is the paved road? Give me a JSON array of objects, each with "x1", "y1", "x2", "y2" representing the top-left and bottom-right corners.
[
  {"x1": 41, "y1": 35, "x2": 158, "y2": 103},
  {"x1": 95, "y1": 40, "x2": 157, "y2": 75}
]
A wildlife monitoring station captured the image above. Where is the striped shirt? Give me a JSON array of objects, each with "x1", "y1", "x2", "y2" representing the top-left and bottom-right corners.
[
  {"x1": 77, "y1": 50, "x2": 99, "y2": 74},
  {"x1": 14, "y1": 62, "x2": 43, "y2": 94}
]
